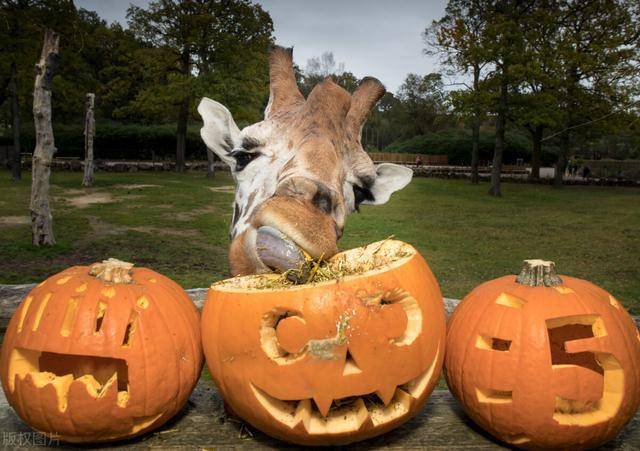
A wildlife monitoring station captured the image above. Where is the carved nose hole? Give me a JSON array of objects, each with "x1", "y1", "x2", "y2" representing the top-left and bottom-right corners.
[
  {"x1": 342, "y1": 350, "x2": 362, "y2": 375},
  {"x1": 546, "y1": 315, "x2": 604, "y2": 374},
  {"x1": 275, "y1": 315, "x2": 308, "y2": 354}
]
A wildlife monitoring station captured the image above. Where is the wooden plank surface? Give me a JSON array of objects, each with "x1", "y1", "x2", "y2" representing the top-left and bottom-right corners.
[
  {"x1": 1, "y1": 284, "x2": 639, "y2": 449},
  {"x1": 1, "y1": 377, "x2": 639, "y2": 450}
]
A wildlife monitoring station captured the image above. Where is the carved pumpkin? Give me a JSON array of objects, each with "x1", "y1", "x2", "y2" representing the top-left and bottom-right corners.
[
  {"x1": 202, "y1": 240, "x2": 445, "y2": 445},
  {"x1": 0, "y1": 259, "x2": 203, "y2": 443},
  {"x1": 445, "y1": 259, "x2": 640, "y2": 449}
]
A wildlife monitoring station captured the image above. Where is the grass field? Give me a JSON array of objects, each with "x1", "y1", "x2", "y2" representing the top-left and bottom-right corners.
[{"x1": 1, "y1": 169, "x2": 639, "y2": 312}]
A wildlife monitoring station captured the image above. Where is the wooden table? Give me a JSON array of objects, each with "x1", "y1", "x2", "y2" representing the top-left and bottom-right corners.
[{"x1": 0, "y1": 285, "x2": 638, "y2": 449}]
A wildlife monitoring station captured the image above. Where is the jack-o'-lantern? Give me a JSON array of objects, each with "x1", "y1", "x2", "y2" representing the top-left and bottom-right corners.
[
  {"x1": 201, "y1": 240, "x2": 445, "y2": 445},
  {"x1": 445, "y1": 259, "x2": 640, "y2": 449},
  {"x1": 0, "y1": 259, "x2": 203, "y2": 443}
]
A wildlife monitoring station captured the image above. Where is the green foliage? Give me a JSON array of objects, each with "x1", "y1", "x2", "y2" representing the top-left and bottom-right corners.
[
  {"x1": 0, "y1": 0, "x2": 273, "y2": 127},
  {"x1": 125, "y1": 0, "x2": 273, "y2": 125},
  {"x1": 396, "y1": 73, "x2": 452, "y2": 135},
  {"x1": 15, "y1": 122, "x2": 207, "y2": 160},
  {"x1": 427, "y1": 0, "x2": 640, "y2": 168},
  {"x1": 2, "y1": 0, "x2": 638, "y2": 170}
]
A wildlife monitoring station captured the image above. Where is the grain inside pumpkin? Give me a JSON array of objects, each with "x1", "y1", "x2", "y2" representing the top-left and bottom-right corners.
[{"x1": 212, "y1": 239, "x2": 414, "y2": 290}]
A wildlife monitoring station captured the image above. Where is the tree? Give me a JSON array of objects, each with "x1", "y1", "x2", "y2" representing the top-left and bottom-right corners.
[
  {"x1": 481, "y1": 1, "x2": 531, "y2": 197},
  {"x1": 306, "y1": 51, "x2": 345, "y2": 78},
  {"x1": 550, "y1": 0, "x2": 640, "y2": 187},
  {"x1": 396, "y1": 73, "x2": 448, "y2": 136},
  {"x1": 299, "y1": 51, "x2": 359, "y2": 97},
  {"x1": 1, "y1": 0, "x2": 35, "y2": 182},
  {"x1": 127, "y1": 0, "x2": 273, "y2": 171},
  {"x1": 425, "y1": 0, "x2": 490, "y2": 183},
  {"x1": 508, "y1": 3, "x2": 563, "y2": 180}
]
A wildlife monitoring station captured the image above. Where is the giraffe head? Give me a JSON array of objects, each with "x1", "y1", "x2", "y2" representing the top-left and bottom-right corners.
[{"x1": 198, "y1": 46, "x2": 412, "y2": 276}]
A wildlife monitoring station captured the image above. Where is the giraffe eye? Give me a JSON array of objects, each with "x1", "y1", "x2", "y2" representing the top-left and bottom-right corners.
[{"x1": 230, "y1": 150, "x2": 260, "y2": 172}]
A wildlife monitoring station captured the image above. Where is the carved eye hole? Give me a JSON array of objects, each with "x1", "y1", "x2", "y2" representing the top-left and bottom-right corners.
[
  {"x1": 260, "y1": 310, "x2": 308, "y2": 364},
  {"x1": 367, "y1": 289, "x2": 423, "y2": 346}
]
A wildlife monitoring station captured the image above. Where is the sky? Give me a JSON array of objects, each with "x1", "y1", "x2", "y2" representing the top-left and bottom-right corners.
[{"x1": 75, "y1": 0, "x2": 448, "y2": 93}]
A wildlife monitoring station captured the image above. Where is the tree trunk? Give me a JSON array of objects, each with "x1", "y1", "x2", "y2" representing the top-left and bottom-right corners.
[
  {"x1": 489, "y1": 73, "x2": 507, "y2": 197},
  {"x1": 82, "y1": 93, "x2": 95, "y2": 187},
  {"x1": 470, "y1": 63, "x2": 480, "y2": 184},
  {"x1": 176, "y1": 48, "x2": 191, "y2": 173},
  {"x1": 471, "y1": 119, "x2": 480, "y2": 184},
  {"x1": 9, "y1": 62, "x2": 20, "y2": 182},
  {"x1": 206, "y1": 150, "x2": 216, "y2": 178},
  {"x1": 30, "y1": 29, "x2": 59, "y2": 246},
  {"x1": 176, "y1": 95, "x2": 189, "y2": 172},
  {"x1": 529, "y1": 125, "x2": 543, "y2": 181},
  {"x1": 555, "y1": 68, "x2": 578, "y2": 188},
  {"x1": 554, "y1": 131, "x2": 569, "y2": 188}
]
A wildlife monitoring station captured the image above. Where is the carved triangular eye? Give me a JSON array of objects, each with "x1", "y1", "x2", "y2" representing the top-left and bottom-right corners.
[{"x1": 343, "y1": 350, "x2": 362, "y2": 376}]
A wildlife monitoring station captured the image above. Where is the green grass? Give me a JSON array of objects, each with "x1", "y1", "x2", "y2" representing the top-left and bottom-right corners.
[{"x1": 1, "y1": 169, "x2": 639, "y2": 313}]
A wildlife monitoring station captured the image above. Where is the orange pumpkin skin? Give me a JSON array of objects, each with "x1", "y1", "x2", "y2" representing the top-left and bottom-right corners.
[
  {"x1": 202, "y1": 241, "x2": 445, "y2": 445},
  {"x1": 445, "y1": 264, "x2": 640, "y2": 450},
  {"x1": 0, "y1": 261, "x2": 203, "y2": 443}
]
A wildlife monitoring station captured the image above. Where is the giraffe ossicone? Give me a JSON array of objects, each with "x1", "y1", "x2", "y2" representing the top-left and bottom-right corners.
[{"x1": 198, "y1": 45, "x2": 413, "y2": 276}]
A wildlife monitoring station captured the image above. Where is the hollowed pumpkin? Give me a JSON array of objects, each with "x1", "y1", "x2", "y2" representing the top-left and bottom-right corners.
[
  {"x1": 201, "y1": 240, "x2": 445, "y2": 445},
  {"x1": 0, "y1": 259, "x2": 203, "y2": 443},
  {"x1": 445, "y1": 259, "x2": 640, "y2": 449}
]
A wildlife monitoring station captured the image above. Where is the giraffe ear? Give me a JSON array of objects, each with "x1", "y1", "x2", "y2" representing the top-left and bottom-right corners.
[
  {"x1": 362, "y1": 163, "x2": 413, "y2": 206},
  {"x1": 198, "y1": 97, "x2": 241, "y2": 166}
]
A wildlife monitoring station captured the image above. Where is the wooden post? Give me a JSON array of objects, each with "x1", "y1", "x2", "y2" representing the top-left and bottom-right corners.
[
  {"x1": 29, "y1": 29, "x2": 60, "y2": 246},
  {"x1": 82, "y1": 93, "x2": 95, "y2": 187}
]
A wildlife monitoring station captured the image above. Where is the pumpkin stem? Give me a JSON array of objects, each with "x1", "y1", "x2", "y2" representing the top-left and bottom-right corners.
[
  {"x1": 515, "y1": 259, "x2": 563, "y2": 287},
  {"x1": 89, "y1": 258, "x2": 134, "y2": 284}
]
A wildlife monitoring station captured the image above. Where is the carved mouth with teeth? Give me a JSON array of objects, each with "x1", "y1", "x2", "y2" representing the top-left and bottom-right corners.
[
  {"x1": 9, "y1": 348, "x2": 130, "y2": 406},
  {"x1": 249, "y1": 346, "x2": 440, "y2": 435},
  {"x1": 6, "y1": 347, "x2": 162, "y2": 440}
]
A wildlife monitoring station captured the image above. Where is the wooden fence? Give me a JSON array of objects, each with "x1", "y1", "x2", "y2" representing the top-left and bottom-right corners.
[{"x1": 368, "y1": 152, "x2": 448, "y2": 165}]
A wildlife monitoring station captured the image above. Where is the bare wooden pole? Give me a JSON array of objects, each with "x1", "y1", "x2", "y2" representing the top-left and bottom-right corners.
[
  {"x1": 30, "y1": 29, "x2": 60, "y2": 246},
  {"x1": 82, "y1": 93, "x2": 95, "y2": 187}
]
